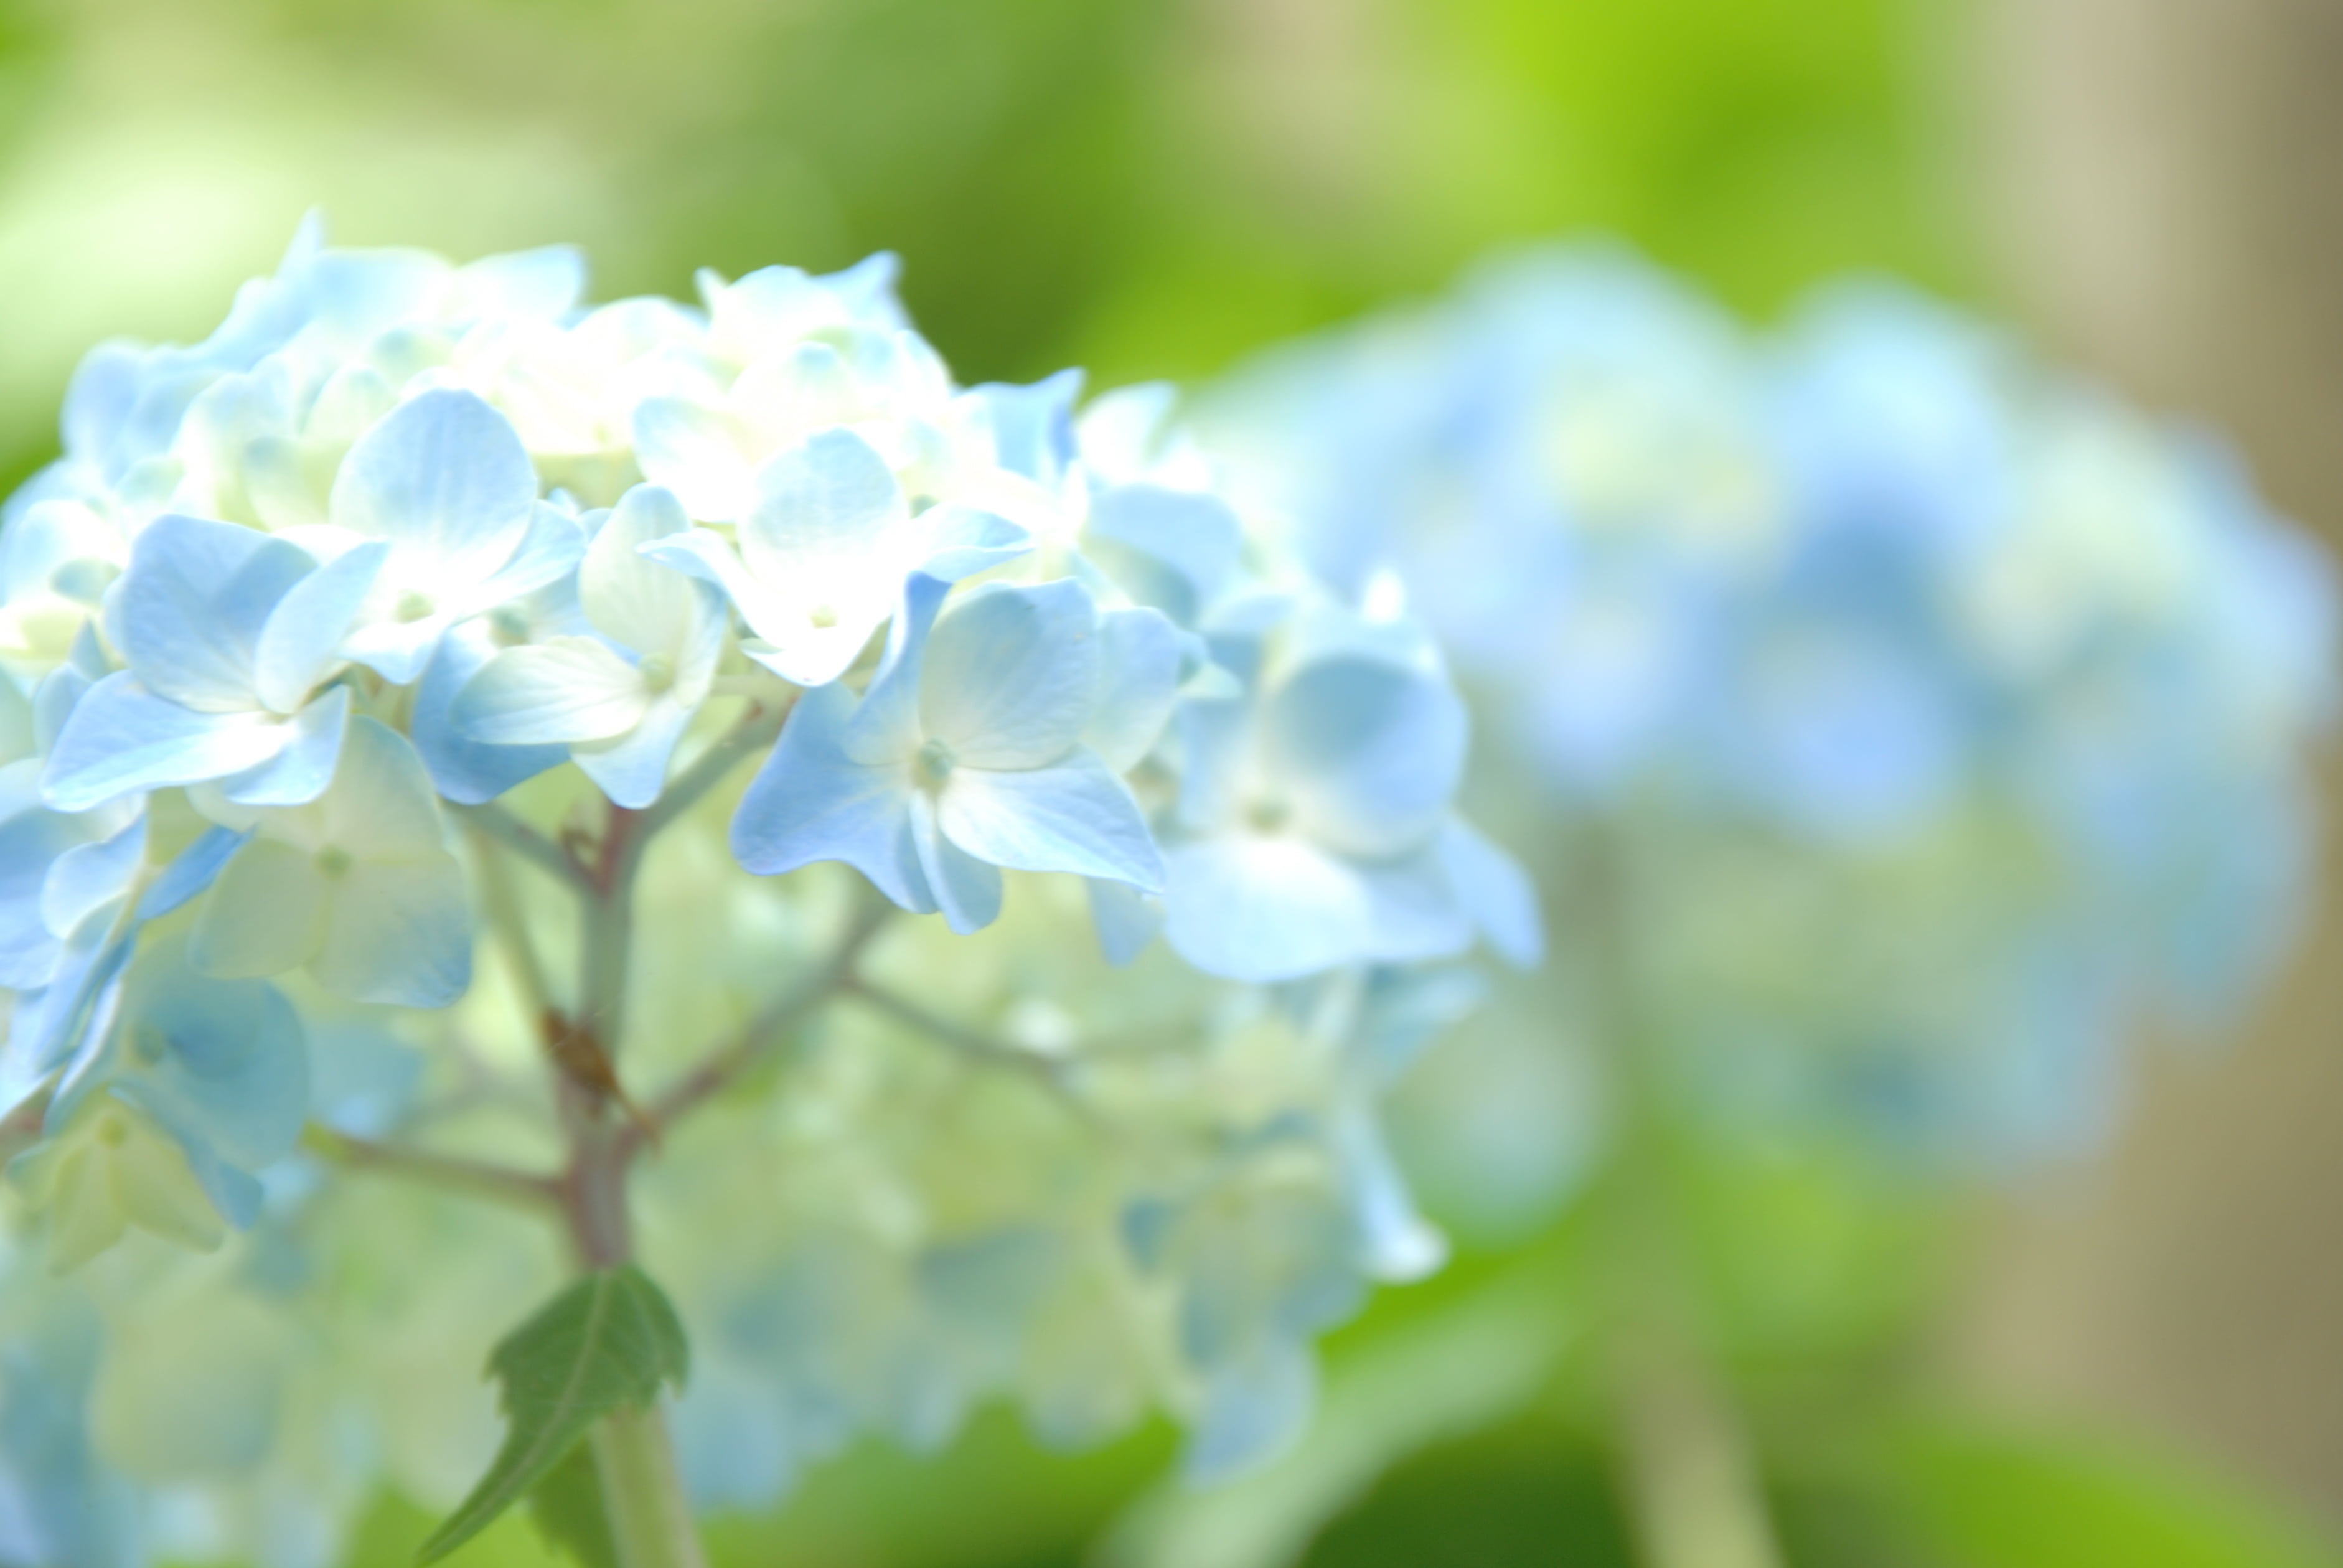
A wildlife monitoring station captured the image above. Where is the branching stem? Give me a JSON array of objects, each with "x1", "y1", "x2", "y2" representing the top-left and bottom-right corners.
[{"x1": 299, "y1": 1125, "x2": 560, "y2": 1212}]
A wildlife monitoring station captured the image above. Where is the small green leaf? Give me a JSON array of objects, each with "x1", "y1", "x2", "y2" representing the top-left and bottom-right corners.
[
  {"x1": 417, "y1": 1264, "x2": 690, "y2": 1564},
  {"x1": 528, "y1": 1442, "x2": 622, "y2": 1568}
]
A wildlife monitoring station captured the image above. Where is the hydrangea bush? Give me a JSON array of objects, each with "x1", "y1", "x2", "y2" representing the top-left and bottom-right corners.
[
  {"x1": 0, "y1": 220, "x2": 1537, "y2": 1568},
  {"x1": 1212, "y1": 245, "x2": 2332, "y2": 1170}
]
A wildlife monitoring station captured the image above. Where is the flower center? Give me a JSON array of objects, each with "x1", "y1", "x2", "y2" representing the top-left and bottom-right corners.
[
  {"x1": 913, "y1": 738, "x2": 957, "y2": 791},
  {"x1": 131, "y1": 1025, "x2": 171, "y2": 1066},
  {"x1": 488, "y1": 606, "x2": 532, "y2": 647},
  {"x1": 1247, "y1": 797, "x2": 1291, "y2": 835},
  {"x1": 315, "y1": 845, "x2": 355, "y2": 881},
  {"x1": 807, "y1": 603, "x2": 840, "y2": 630},
  {"x1": 639, "y1": 654, "x2": 677, "y2": 695},
  {"x1": 396, "y1": 589, "x2": 437, "y2": 623},
  {"x1": 95, "y1": 1110, "x2": 131, "y2": 1150}
]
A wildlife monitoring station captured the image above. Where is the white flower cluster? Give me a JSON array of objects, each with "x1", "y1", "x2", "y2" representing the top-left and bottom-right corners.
[{"x1": 0, "y1": 220, "x2": 1536, "y2": 1565}]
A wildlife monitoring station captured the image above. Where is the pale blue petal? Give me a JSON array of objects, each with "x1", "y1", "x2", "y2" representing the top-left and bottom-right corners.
[
  {"x1": 111, "y1": 945, "x2": 308, "y2": 1169},
  {"x1": 1437, "y1": 818, "x2": 1544, "y2": 967},
  {"x1": 473, "y1": 500, "x2": 588, "y2": 608},
  {"x1": 573, "y1": 694, "x2": 695, "y2": 809},
  {"x1": 911, "y1": 792, "x2": 1002, "y2": 934},
  {"x1": 911, "y1": 504, "x2": 1033, "y2": 583},
  {"x1": 731, "y1": 682, "x2": 932, "y2": 913},
  {"x1": 410, "y1": 624, "x2": 566, "y2": 804},
  {"x1": 1086, "y1": 878, "x2": 1162, "y2": 966},
  {"x1": 1083, "y1": 607, "x2": 1182, "y2": 772},
  {"x1": 632, "y1": 398, "x2": 754, "y2": 523},
  {"x1": 451, "y1": 637, "x2": 647, "y2": 744},
  {"x1": 975, "y1": 370, "x2": 1082, "y2": 485},
  {"x1": 937, "y1": 752, "x2": 1162, "y2": 890},
  {"x1": 1330, "y1": 1106, "x2": 1447, "y2": 1282},
  {"x1": 0, "y1": 811, "x2": 82, "y2": 987},
  {"x1": 1263, "y1": 657, "x2": 1467, "y2": 858},
  {"x1": 42, "y1": 675, "x2": 286, "y2": 812},
  {"x1": 1084, "y1": 484, "x2": 1244, "y2": 626},
  {"x1": 314, "y1": 858, "x2": 473, "y2": 1008},
  {"x1": 32, "y1": 664, "x2": 90, "y2": 758},
  {"x1": 327, "y1": 388, "x2": 538, "y2": 583},
  {"x1": 1162, "y1": 836, "x2": 1373, "y2": 982},
  {"x1": 841, "y1": 573, "x2": 950, "y2": 766},
  {"x1": 110, "y1": 515, "x2": 312, "y2": 711},
  {"x1": 219, "y1": 685, "x2": 352, "y2": 807},
  {"x1": 138, "y1": 826, "x2": 253, "y2": 922},
  {"x1": 40, "y1": 818, "x2": 144, "y2": 941},
  {"x1": 453, "y1": 244, "x2": 588, "y2": 317},
  {"x1": 1353, "y1": 844, "x2": 1477, "y2": 965},
  {"x1": 340, "y1": 610, "x2": 459, "y2": 685},
  {"x1": 740, "y1": 427, "x2": 905, "y2": 587},
  {"x1": 919, "y1": 581, "x2": 1099, "y2": 769},
  {"x1": 583, "y1": 486, "x2": 704, "y2": 655},
  {"x1": 252, "y1": 538, "x2": 385, "y2": 714},
  {"x1": 22, "y1": 918, "x2": 136, "y2": 1124}
]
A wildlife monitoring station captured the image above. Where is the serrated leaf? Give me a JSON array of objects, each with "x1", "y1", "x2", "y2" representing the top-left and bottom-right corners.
[
  {"x1": 528, "y1": 1441, "x2": 622, "y2": 1568},
  {"x1": 417, "y1": 1264, "x2": 690, "y2": 1564}
]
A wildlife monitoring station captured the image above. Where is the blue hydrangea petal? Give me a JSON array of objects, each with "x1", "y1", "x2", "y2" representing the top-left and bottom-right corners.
[
  {"x1": 1083, "y1": 607, "x2": 1183, "y2": 772},
  {"x1": 1435, "y1": 818, "x2": 1543, "y2": 968},
  {"x1": 975, "y1": 369, "x2": 1083, "y2": 486},
  {"x1": 314, "y1": 858, "x2": 473, "y2": 1007},
  {"x1": 109, "y1": 515, "x2": 313, "y2": 712},
  {"x1": 251, "y1": 538, "x2": 387, "y2": 715},
  {"x1": 218, "y1": 683, "x2": 352, "y2": 807},
  {"x1": 188, "y1": 838, "x2": 327, "y2": 981},
  {"x1": 327, "y1": 388, "x2": 538, "y2": 584},
  {"x1": 740, "y1": 427, "x2": 906, "y2": 588},
  {"x1": 632, "y1": 397, "x2": 756, "y2": 523},
  {"x1": 42, "y1": 675, "x2": 286, "y2": 813},
  {"x1": 1086, "y1": 878, "x2": 1163, "y2": 965},
  {"x1": 410, "y1": 625, "x2": 566, "y2": 804},
  {"x1": 842, "y1": 573, "x2": 951, "y2": 767},
  {"x1": 1084, "y1": 485, "x2": 1245, "y2": 626},
  {"x1": 1262, "y1": 657, "x2": 1468, "y2": 858},
  {"x1": 110, "y1": 944, "x2": 308, "y2": 1170},
  {"x1": 938, "y1": 753, "x2": 1162, "y2": 890},
  {"x1": 910, "y1": 791, "x2": 1003, "y2": 934},
  {"x1": 919, "y1": 581, "x2": 1100, "y2": 770},
  {"x1": 452, "y1": 637, "x2": 649, "y2": 745},
  {"x1": 732, "y1": 682, "x2": 932, "y2": 914},
  {"x1": 1162, "y1": 837, "x2": 1373, "y2": 982},
  {"x1": 572, "y1": 695, "x2": 695, "y2": 810},
  {"x1": 39, "y1": 817, "x2": 144, "y2": 942}
]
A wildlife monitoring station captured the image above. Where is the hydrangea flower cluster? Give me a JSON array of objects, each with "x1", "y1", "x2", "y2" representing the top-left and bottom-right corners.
[
  {"x1": 0, "y1": 221, "x2": 1535, "y2": 1566},
  {"x1": 1209, "y1": 245, "x2": 2332, "y2": 1169}
]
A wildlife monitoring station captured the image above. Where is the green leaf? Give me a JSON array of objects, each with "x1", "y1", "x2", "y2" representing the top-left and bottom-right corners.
[
  {"x1": 417, "y1": 1264, "x2": 690, "y2": 1564},
  {"x1": 528, "y1": 1442, "x2": 622, "y2": 1568},
  {"x1": 1889, "y1": 1418, "x2": 2343, "y2": 1568}
]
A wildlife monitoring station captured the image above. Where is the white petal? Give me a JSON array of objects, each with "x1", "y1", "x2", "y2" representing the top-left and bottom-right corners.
[
  {"x1": 451, "y1": 637, "x2": 650, "y2": 745},
  {"x1": 632, "y1": 397, "x2": 754, "y2": 523},
  {"x1": 937, "y1": 752, "x2": 1161, "y2": 890},
  {"x1": 314, "y1": 856, "x2": 473, "y2": 1007},
  {"x1": 189, "y1": 838, "x2": 330, "y2": 979},
  {"x1": 1161, "y1": 836, "x2": 1374, "y2": 982}
]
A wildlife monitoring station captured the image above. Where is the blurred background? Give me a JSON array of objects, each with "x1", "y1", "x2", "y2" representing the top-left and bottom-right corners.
[{"x1": 3, "y1": 0, "x2": 2340, "y2": 1562}]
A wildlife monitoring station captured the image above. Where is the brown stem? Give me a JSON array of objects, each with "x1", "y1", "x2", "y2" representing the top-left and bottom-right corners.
[
  {"x1": 300, "y1": 1125, "x2": 561, "y2": 1212},
  {"x1": 627, "y1": 899, "x2": 893, "y2": 1155}
]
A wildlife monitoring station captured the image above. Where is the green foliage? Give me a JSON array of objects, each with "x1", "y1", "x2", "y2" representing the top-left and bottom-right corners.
[
  {"x1": 417, "y1": 1265, "x2": 690, "y2": 1565},
  {"x1": 527, "y1": 1445, "x2": 621, "y2": 1568},
  {"x1": 1885, "y1": 1420, "x2": 2343, "y2": 1568}
]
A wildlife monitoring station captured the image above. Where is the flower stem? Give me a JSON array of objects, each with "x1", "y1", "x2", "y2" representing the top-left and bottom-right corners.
[
  {"x1": 1575, "y1": 826, "x2": 1783, "y2": 1568},
  {"x1": 592, "y1": 1402, "x2": 710, "y2": 1568}
]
